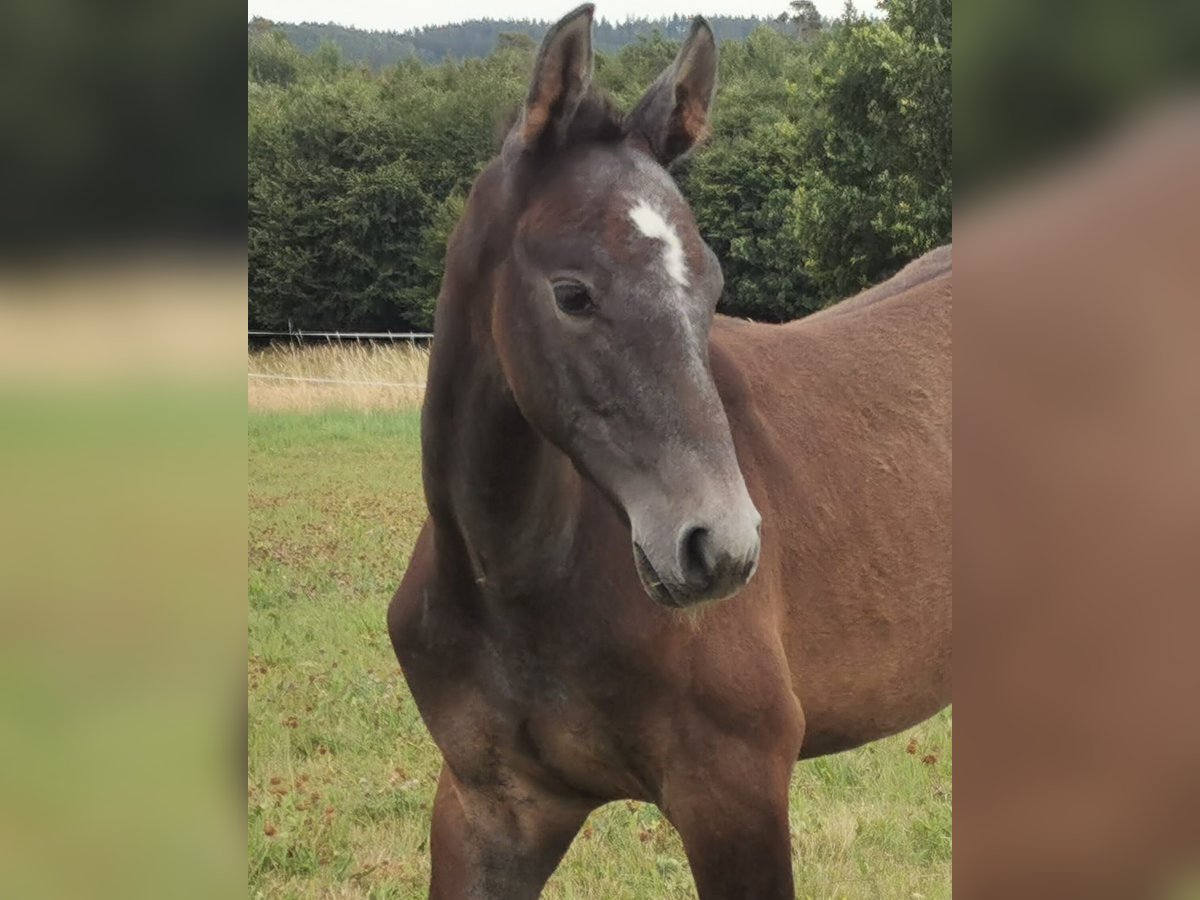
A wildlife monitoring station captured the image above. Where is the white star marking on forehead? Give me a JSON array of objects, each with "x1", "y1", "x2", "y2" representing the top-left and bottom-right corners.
[{"x1": 628, "y1": 200, "x2": 689, "y2": 288}]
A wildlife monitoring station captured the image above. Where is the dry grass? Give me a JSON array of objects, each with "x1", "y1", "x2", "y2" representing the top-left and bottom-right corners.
[{"x1": 248, "y1": 343, "x2": 429, "y2": 412}]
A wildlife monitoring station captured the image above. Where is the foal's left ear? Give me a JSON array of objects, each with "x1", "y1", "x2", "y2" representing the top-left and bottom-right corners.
[
  {"x1": 625, "y1": 18, "x2": 718, "y2": 166},
  {"x1": 516, "y1": 4, "x2": 595, "y2": 152}
]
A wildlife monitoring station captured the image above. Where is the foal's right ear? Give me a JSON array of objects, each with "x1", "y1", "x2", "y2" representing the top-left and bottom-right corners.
[{"x1": 514, "y1": 4, "x2": 595, "y2": 153}]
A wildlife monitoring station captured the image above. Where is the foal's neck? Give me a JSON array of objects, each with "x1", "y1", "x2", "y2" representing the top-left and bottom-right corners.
[{"x1": 422, "y1": 296, "x2": 582, "y2": 602}]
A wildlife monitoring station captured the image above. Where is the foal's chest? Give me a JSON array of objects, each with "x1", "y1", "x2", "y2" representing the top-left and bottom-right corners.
[{"x1": 428, "y1": 625, "x2": 653, "y2": 801}]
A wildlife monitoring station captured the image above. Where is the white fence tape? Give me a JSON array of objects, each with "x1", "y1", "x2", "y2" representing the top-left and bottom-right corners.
[
  {"x1": 248, "y1": 372, "x2": 425, "y2": 388},
  {"x1": 249, "y1": 330, "x2": 433, "y2": 340}
]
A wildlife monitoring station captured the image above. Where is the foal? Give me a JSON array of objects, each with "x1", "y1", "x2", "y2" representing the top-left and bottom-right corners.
[{"x1": 389, "y1": 6, "x2": 951, "y2": 897}]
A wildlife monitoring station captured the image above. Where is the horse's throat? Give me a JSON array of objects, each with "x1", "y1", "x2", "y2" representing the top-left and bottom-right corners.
[{"x1": 425, "y1": 347, "x2": 582, "y2": 599}]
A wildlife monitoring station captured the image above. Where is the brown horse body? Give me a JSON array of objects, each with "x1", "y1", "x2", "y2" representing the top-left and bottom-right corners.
[{"x1": 389, "y1": 8, "x2": 950, "y2": 897}]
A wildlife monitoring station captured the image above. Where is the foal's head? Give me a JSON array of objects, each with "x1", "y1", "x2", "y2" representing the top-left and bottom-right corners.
[{"x1": 473, "y1": 5, "x2": 761, "y2": 607}]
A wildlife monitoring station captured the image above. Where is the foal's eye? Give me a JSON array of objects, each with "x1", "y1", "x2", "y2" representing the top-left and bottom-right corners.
[{"x1": 552, "y1": 280, "x2": 594, "y2": 317}]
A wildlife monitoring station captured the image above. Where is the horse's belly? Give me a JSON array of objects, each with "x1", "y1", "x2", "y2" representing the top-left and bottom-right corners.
[
  {"x1": 790, "y1": 609, "x2": 952, "y2": 758},
  {"x1": 798, "y1": 688, "x2": 949, "y2": 758}
]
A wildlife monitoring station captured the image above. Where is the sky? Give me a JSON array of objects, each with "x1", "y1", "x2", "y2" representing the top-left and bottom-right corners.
[{"x1": 247, "y1": 0, "x2": 877, "y2": 33}]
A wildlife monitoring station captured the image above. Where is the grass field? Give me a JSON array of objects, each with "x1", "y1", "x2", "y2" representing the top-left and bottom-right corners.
[{"x1": 248, "y1": 348, "x2": 951, "y2": 899}]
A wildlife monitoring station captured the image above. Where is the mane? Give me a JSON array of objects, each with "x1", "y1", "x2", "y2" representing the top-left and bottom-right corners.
[{"x1": 495, "y1": 87, "x2": 627, "y2": 152}]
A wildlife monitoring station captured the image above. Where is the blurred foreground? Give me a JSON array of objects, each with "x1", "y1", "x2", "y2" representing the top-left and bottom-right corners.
[
  {"x1": 0, "y1": 256, "x2": 247, "y2": 899},
  {"x1": 954, "y1": 101, "x2": 1200, "y2": 898}
]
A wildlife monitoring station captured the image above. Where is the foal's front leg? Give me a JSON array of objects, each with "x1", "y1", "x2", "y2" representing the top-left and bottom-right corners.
[
  {"x1": 662, "y1": 747, "x2": 798, "y2": 900},
  {"x1": 428, "y1": 764, "x2": 593, "y2": 900}
]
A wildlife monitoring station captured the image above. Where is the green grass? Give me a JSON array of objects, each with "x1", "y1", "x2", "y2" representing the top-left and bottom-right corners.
[{"x1": 249, "y1": 409, "x2": 952, "y2": 899}]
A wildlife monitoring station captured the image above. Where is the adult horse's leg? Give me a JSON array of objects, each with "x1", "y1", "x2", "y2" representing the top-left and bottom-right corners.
[
  {"x1": 663, "y1": 739, "x2": 801, "y2": 899},
  {"x1": 428, "y1": 764, "x2": 593, "y2": 900}
]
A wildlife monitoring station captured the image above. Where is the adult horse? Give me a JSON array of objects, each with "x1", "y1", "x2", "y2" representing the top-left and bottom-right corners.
[{"x1": 388, "y1": 6, "x2": 951, "y2": 897}]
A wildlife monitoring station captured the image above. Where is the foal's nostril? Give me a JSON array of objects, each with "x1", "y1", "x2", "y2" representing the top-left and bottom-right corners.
[{"x1": 680, "y1": 526, "x2": 713, "y2": 586}]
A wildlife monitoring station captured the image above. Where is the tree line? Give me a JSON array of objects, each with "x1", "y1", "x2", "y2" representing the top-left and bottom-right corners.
[
  {"x1": 253, "y1": 15, "x2": 791, "y2": 68},
  {"x1": 249, "y1": 0, "x2": 951, "y2": 332}
]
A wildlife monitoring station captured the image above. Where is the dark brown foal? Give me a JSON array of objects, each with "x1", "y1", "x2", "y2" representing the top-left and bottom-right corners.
[{"x1": 388, "y1": 6, "x2": 951, "y2": 897}]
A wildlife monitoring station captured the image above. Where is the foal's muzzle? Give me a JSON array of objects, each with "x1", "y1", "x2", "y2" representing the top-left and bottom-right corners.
[
  {"x1": 633, "y1": 510, "x2": 762, "y2": 608},
  {"x1": 680, "y1": 523, "x2": 761, "y2": 598}
]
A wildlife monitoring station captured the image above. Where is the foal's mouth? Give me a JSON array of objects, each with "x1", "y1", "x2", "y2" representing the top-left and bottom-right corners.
[{"x1": 633, "y1": 542, "x2": 687, "y2": 608}]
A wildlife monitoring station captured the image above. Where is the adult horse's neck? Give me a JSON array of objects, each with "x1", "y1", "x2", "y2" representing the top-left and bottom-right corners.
[{"x1": 420, "y1": 174, "x2": 583, "y2": 603}]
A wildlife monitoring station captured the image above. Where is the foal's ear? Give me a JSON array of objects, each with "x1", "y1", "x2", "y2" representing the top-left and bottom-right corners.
[
  {"x1": 516, "y1": 4, "x2": 595, "y2": 152},
  {"x1": 625, "y1": 18, "x2": 718, "y2": 166}
]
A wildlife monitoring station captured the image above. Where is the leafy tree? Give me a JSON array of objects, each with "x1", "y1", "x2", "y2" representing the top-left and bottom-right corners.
[
  {"x1": 249, "y1": 75, "x2": 432, "y2": 330},
  {"x1": 247, "y1": 4, "x2": 951, "y2": 330},
  {"x1": 787, "y1": 1, "x2": 824, "y2": 40},
  {"x1": 495, "y1": 32, "x2": 536, "y2": 53},
  {"x1": 687, "y1": 119, "x2": 813, "y2": 321},
  {"x1": 787, "y1": 1, "x2": 951, "y2": 301},
  {"x1": 248, "y1": 29, "x2": 304, "y2": 86},
  {"x1": 263, "y1": 16, "x2": 788, "y2": 68},
  {"x1": 594, "y1": 35, "x2": 679, "y2": 107},
  {"x1": 310, "y1": 41, "x2": 343, "y2": 80},
  {"x1": 678, "y1": 27, "x2": 821, "y2": 319}
]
